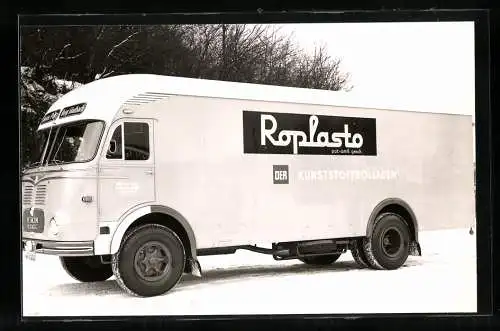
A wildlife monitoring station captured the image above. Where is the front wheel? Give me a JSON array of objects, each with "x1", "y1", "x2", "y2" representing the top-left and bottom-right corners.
[
  {"x1": 112, "y1": 224, "x2": 186, "y2": 297},
  {"x1": 60, "y1": 256, "x2": 113, "y2": 282},
  {"x1": 362, "y1": 212, "x2": 410, "y2": 270},
  {"x1": 299, "y1": 253, "x2": 341, "y2": 265}
]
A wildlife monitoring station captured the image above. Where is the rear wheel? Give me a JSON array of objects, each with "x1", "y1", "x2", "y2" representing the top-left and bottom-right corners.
[
  {"x1": 299, "y1": 253, "x2": 341, "y2": 265},
  {"x1": 351, "y1": 239, "x2": 370, "y2": 268},
  {"x1": 60, "y1": 256, "x2": 113, "y2": 282},
  {"x1": 112, "y1": 224, "x2": 186, "y2": 297},
  {"x1": 362, "y1": 212, "x2": 410, "y2": 270}
]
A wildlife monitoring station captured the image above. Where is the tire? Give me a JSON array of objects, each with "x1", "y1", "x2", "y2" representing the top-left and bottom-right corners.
[
  {"x1": 350, "y1": 239, "x2": 370, "y2": 268},
  {"x1": 112, "y1": 224, "x2": 186, "y2": 297},
  {"x1": 362, "y1": 212, "x2": 410, "y2": 270},
  {"x1": 299, "y1": 253, "x2": 341, "y2": 265},
  {"x1": 60, "y1": 256, "x2": 113, "y2": 282}
]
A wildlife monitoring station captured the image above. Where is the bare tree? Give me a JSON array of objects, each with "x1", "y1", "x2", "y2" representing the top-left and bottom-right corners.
[{"x1": 20, "y1": 23, "x2": 352, "y2": 167}]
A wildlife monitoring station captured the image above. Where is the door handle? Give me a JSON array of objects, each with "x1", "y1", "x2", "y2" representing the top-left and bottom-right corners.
[{"x1": 145, "y1": 170, "x2": 154, "y2": 175}]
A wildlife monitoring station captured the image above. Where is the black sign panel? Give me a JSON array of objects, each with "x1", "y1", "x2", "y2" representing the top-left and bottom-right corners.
[
  {"x1": 243, "y1": 110, "x2": 377, "y2": 156},
  {"x1": 59, "y1": 103, "x2": 86, "y2": 118},
  {"x1": 40, "y1": 109, "x2": 60, "y2": 124},
  {"x1": 22, "y1": 208, "x2": 45, "y2": 233}
]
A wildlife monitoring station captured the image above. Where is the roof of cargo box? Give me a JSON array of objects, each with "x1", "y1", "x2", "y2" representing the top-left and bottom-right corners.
[{"x1": 39, "y1": 73, "x2": 472, "y2": 130}]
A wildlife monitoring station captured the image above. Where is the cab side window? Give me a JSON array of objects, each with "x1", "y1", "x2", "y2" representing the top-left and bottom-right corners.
[
  {"x1": 106, "y1": 125, "x2": 123, "y2": 159},
  {"x1": 124, "y1": 123, "x2": 149, "y2": 161}
]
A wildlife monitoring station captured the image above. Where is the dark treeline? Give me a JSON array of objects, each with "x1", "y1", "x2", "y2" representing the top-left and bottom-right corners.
[{"x1": 20, "y1": 24, "x2": 352, "y2": 167}]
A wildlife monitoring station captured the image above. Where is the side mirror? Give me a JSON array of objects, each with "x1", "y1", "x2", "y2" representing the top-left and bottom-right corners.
[{"x1": 108, "y1": 140, "x2": 117, "y2": 154}]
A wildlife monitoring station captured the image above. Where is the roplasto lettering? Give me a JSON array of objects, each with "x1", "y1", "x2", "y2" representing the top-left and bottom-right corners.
[
  {"x1": 260, "y1": 114, "x2": 364, "y2": 154},
  {"x1": 243, "y1": 110, "x2": 377, "y2": 156}
]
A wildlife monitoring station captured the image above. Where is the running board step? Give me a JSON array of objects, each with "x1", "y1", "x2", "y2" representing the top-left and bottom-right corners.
[{"x1": 296, "y1": 240, "x2": 337, "y2": 256}]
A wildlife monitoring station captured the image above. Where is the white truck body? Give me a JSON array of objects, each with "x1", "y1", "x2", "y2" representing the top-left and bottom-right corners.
[{"x1": 21, "y1": 74, "x2": 475, "y2": 296}]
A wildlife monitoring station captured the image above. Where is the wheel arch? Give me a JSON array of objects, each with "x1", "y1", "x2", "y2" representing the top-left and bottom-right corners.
[
  {"x1": 110, "y1": 204, "x2": 197, "y2": 260},
  {"x1": 366, "y1": 198, "x2": 419, "y2": 243}
]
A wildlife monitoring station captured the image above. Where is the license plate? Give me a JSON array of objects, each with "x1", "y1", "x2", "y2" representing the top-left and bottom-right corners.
[
  {"x1": 22, "y1": 208, "x2": 45, "y2": 233},
  {"x1": 24, "y1": 251, "x2": 36, "y2": 261}
]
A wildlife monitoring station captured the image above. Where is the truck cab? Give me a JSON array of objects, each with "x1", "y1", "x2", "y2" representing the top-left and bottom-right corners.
[
  {"x1": 22, "y1": 110, "x2": 106, "y2": 253},
  {"x1": 22, "y1": 75, "x2": 161, "y2": 271}
]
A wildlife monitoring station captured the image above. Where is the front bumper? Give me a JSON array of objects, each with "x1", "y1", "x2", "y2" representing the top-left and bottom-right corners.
[{"x1": 22, "y1": 239, "x2": 94, "y2": 256}]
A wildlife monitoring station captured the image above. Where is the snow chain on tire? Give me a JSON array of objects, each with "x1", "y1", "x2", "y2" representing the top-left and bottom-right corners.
[
  {"x1": 350, "y1": 239, "x2": 370, "y2": 269},
  {"x1": 362, "y1": 212, "x2": 410, "y2": 270},
  {"x1": 112, "y1": 223, "x2": 186, "y2": 297}
]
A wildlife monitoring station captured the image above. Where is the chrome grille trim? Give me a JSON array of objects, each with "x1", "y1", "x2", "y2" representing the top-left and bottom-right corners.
[
  {"x1": 23, "y1": 183, "x2": 34, "y2": 205},
  {"x1": 34, "y1": 184, "x2": 47, "y2": 205},
  {"x1": 22, "y1": 183, "x2": 47, "y2": 206}
]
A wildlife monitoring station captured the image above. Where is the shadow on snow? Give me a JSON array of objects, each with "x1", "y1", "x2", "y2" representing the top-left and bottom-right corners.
[{"x1": 48, "y1": 258, "x2": 423, "y2": 297}]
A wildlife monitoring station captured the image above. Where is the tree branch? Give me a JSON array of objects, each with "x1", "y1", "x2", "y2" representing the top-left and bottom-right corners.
[
  {"x1": 55, "y1": 52, "x2": 85, "y2": 61},
  {"x1": 106, "y1": 31, "x2": 140, "y2": 59},
  {"x1": 96, "y1": 26, "x2": 106, "y2": 40},
  {"x1": 56, "y1": 44, "x2": 71, "y2": 59}
]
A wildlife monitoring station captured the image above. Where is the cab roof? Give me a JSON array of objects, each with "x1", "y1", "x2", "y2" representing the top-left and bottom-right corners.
[{"x1": 38, "y1": 73, "x2": 472, "y2": 130}]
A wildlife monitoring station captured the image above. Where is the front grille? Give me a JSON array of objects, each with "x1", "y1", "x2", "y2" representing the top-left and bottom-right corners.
[
  {"x1": 22, "y1": 184, "x2": 34, "y2": 205},
  {"x1": 23, "y1": 183, "x2": 47, "y2": 206},
  {"x1": 34, "y1": 184, "x2": 47, "y2": 205}
]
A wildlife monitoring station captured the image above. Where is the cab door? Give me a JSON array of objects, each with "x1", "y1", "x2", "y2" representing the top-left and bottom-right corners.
[{"x1": 98, "y1": 119, "x2": 156, "y2": 223}]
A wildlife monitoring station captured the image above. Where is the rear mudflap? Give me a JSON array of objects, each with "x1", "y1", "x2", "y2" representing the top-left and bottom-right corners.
[
  {"x1": 185, "y1": 258, "x2": 202, "y2": 277},
  {"x1": 409, "y1": 241, "x2": 422, "y2": 256}
]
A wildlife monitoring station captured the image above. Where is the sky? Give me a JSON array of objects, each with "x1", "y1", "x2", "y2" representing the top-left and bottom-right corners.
[{"x1": 247, "y1": 22, "x2": 475, "y2": 119}]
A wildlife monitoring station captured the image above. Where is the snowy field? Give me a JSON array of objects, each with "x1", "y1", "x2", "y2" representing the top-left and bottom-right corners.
[{"x1": 22, "y1": 227, "x2": 477, "y2": 316}]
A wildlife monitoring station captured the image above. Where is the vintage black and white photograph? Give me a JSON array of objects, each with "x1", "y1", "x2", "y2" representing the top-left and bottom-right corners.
[{"x1": 20, "y1": 20, "x2": 477, "y2": 316}]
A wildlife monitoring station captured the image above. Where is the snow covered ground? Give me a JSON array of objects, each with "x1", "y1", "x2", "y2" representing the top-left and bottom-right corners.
[{"x1": 22, "y1": 227, "x2": 477, "y2": 316}]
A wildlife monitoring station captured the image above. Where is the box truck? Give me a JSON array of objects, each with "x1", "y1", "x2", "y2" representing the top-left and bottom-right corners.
[{"x1": 21, "y1": 74, "x2": 475, "y2": 297}]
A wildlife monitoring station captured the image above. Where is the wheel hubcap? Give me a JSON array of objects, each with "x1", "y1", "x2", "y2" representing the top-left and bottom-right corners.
[
  {"x1": 134, "y1": 241, "x2": 172, "y2": 282},
  {"x1": 381, "y1": 228, "x2": 403, "y2": 257}
]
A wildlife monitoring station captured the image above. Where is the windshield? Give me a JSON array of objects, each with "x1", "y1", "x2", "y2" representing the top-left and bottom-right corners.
[
  {"x1": 46, "y1": 121, "x2": 104, "y2": 165},
  {"x1": 26, "y1": 130, "x2": 50, "y2": 168},
  {"x1": 27, "y1": 120, "x2": 104, "y2": 168}
]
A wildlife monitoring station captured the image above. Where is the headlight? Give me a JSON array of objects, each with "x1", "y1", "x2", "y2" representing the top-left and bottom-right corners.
[
  {"x1": 48, "y1": 217, "x2": 59, "y2": 237},
  {"x1": 24, "y1": 240, "x2": 34, "y2": 252}
]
